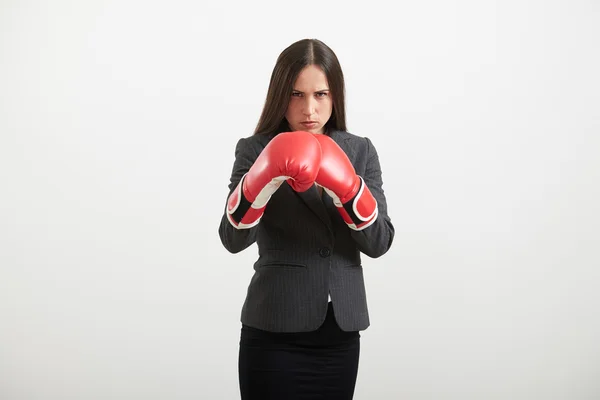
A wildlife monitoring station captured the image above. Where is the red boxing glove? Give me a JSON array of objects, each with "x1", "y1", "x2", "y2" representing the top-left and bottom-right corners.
[
  {"x1": 227, "y1": 131, "x2": 321, "y2": 229},
  {"x1": 313, "y1": 134, "x2": 378, "y2": 231}
]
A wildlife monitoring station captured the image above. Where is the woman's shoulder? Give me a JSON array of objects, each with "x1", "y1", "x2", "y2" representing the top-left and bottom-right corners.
[
  {"x1": 329, "y1": 129, "x2": 377, "y2": 154},
  {"x1": 238, "y1": 132, "x2": 275, "y2": 144},
  {"x1": 330, "y1": 129, "x2": 370, "y2": 142},
  {"x1": 231, "y1": 133, "x2": 275, "y2": 154}
]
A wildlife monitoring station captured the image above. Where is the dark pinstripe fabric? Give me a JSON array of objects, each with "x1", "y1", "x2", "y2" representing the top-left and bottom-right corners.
[{"x1": 218, "y1": 130, "x2": 395, "y2": 332}]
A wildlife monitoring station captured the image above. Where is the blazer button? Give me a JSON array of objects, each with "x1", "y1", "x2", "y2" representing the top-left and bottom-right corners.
[{"x1": 319, "y1": 247, "x2": 331, "y2": 257}]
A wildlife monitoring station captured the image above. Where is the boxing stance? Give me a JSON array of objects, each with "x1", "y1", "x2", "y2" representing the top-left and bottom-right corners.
[{"x1": 226, "y1": 130, "x2": 378, "y2": 231}]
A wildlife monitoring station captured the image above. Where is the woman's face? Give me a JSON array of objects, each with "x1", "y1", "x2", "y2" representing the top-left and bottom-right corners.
[{"x1": 285, "y1": 64, "x2": 333, "y2": 134}]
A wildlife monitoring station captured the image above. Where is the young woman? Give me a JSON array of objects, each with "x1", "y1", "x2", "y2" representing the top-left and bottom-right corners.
[{"x1": 218, "y1": 38, "x2": 395, "y2": 400}]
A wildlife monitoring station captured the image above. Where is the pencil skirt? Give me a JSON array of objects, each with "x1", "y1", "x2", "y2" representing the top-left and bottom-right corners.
[{"x1": 238, "y1": 302, "x2": 361, "y2": 400}]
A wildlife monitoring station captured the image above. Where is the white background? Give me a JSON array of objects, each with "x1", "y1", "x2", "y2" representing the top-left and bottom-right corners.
[{"x1": 1, "y1": 0, "x2": 599, "y2": 399}]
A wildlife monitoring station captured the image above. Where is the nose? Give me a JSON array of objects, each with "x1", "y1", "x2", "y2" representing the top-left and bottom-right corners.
[{"x1": 302, "y1": 96, "x2": 317, "y2": 116}]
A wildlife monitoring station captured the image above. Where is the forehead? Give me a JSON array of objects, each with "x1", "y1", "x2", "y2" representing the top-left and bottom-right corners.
[{"x1": 293, "y1": 65, "x2": 329, "y2": 90}]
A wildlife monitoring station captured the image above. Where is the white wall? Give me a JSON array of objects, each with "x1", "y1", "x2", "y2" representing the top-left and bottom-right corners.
[{"x1": 1, "y1": 1, "x2": 599, "y2": 399}]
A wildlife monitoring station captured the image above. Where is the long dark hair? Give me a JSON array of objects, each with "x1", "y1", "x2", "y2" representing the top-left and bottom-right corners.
[{"x1": 253, "y1": 39, "x2": 347, "y2": 136}]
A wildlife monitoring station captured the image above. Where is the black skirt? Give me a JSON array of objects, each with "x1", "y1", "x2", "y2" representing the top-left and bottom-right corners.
[{"x1": 238, "y1": 302, "x2": 361, "y2": 400}]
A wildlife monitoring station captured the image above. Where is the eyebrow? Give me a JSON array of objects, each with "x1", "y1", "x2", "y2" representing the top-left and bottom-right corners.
[{"x1": 292, "y1": 89, "x2": 330, "y2": 93}]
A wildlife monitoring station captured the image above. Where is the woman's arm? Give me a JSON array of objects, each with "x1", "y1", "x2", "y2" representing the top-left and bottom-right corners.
[
  {"x1": 218, "y1": 137, "x2": 260, "y2": 253},
  {"x1": 349, "y1": 137, "x2": 395, "y2": 258}
]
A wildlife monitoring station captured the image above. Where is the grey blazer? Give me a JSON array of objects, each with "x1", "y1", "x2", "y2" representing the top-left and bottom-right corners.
[{"x1": 218, "y1": 129, "x2": 395, "y2": 332}]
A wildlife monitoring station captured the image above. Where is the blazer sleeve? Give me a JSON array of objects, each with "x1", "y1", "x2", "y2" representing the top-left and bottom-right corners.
[
  {"x1": 218, "y1": 137, "x2": 260, "y2": 253},
  {"x1": 350, "y1": 137, "x2": 395, "y2": 258}
]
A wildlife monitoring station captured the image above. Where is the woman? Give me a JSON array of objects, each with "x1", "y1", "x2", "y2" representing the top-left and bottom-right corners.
[{"x1": 218, "y1": 38, "x2": 395, "y2": 399}]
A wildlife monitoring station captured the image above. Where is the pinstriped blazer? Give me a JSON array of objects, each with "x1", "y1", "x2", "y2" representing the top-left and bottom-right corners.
[{"x1": 218, "y1": 129, "x2": 395, "y2": 332}]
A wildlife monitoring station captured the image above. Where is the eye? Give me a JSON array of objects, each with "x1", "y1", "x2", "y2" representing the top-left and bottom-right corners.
[
  {"x1": 316, "y1": 92, "x2": 328, "y2": 97},
  {"x1": 292, "y1": 92, "x2": 303, "y2": 97}
]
